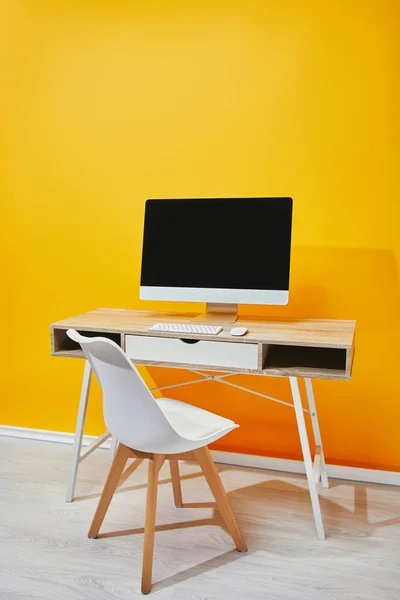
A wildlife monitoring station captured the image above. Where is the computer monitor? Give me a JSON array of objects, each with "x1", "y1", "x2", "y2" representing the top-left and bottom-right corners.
[{"x1": 140, "y1": 197, "x2": 293, "y2": 322}]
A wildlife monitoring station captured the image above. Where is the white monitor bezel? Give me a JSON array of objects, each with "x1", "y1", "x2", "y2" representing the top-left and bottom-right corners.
[{"x1": 140, "y1": 286, "x2": 289, "y2": 305}]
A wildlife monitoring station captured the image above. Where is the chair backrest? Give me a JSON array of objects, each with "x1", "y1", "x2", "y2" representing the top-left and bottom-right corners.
[{"x1": 66, "y1": 329, "x2": 177, "y2": 452}]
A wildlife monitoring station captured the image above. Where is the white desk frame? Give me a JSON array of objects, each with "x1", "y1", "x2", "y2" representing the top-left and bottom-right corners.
[{"x1": 66, "y1": 362, "x2": 328, "y2": 541}]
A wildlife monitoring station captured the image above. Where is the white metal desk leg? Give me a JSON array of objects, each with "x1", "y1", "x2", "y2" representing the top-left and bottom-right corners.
[
  {"x1": 66, "y1": 361, "x2": 92, "y2": 502},
  {"x1": 305, "y1": 378, "x2": 329, "y2": 489},
  {"x1": 289, "y1": 376, "x2": 325, "y2": 541}
]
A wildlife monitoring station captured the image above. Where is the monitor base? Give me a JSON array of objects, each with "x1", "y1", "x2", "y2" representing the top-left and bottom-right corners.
[{"x1": 192, "y1": 303, "x2": 238, "y2": 324}]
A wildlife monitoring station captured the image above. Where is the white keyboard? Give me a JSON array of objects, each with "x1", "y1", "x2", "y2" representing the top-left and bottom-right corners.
[{"x1": 149, "y1": 323, "x2": 223, "y2": 335}]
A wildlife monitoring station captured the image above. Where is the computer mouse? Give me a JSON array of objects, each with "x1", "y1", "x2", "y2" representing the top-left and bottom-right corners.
[{"x1": 230, "y1": 327, "x2": 248, "y2": 336}]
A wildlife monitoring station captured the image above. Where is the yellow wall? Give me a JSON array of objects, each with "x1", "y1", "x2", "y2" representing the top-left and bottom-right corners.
[{"x1": 1, "y1": 0, "x2": 399, "y2": 471}]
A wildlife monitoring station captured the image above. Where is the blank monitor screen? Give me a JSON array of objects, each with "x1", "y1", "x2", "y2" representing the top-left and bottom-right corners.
[{"x1": 140, "y1": 197, "x2": 293, "y2": 305}]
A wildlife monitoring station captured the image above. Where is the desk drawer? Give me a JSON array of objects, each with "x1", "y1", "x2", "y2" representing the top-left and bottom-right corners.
[{"x1": 125, "y1": 335, "x2": 258, "y2": 370}]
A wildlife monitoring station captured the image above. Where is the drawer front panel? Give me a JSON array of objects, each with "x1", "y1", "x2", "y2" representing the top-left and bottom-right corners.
[{"x1": 125, "y1": 335, "x2": 258, "y2": 370}]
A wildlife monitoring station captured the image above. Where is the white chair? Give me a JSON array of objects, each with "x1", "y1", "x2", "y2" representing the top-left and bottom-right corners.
[{"x1": 66, "y1": 329, "x2": 247, "y2": 594}]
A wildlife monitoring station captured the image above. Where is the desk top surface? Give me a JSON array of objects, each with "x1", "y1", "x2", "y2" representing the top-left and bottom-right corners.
[{"x1": 51, "y1": 309, "x2": 356, "y2": 349}]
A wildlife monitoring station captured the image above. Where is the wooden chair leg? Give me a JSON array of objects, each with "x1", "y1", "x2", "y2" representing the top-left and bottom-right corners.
[
  {"x1": 194, "y1": 446, "x2": 247, "y2": 552},
  {"x1": 88, "y1": 443, "x2": 131, "y2": 539},
  {"x1": 117, "y1": 458, "x2": 144, "y2": 488},
  {"x1": 169, "y1": 460, "x2": 183, "y2": 507},
  {"x1": 142, "y1": 454, "x2": 166, "y2": 595}
]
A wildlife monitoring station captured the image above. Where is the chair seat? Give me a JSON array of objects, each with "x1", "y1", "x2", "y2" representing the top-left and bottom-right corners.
[
  {"x1": 156, "y1": 398, "x2": 238, "y2": 450},
  {"x1": 66, "y1": 329, "x2": 246, "y2": 594}
]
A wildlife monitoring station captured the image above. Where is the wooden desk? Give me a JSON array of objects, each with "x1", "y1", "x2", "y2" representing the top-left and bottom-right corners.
[{"x1": 50, "y1": 308, "x2": 356, "y2": 541}]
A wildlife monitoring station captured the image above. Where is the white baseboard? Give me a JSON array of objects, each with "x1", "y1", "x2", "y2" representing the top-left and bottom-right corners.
[
  {"x1": 1, "y1": 425, "x2": 399, "y2": 487},
  {"x1": 0, "y1": 425, "x2": 106, "y2": 448},
  {"x1": 212, "y1": 450, "x2": 400, "y2": 487}
]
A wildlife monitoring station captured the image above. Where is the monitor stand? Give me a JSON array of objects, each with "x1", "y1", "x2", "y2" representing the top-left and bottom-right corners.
[{"x1": 192, "y1": 303, "x2": 238, "y2": 324}]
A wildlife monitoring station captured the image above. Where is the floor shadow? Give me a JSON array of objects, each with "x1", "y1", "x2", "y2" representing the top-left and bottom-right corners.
[
  {"x1": 227, "y1": 472, "x2": 400, "y2": 536},
  {"x1": 79, "y1": 461, "x2": 400, "y2": 591},
  {"x1": 153, "y1": 549, "x2": 247, "y2": 593},
  {"x1": 326, "y1": 478, "x2": 400, "y2": 529}
]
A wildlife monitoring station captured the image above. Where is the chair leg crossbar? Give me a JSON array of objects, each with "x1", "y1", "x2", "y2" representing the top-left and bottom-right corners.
[
  {"x1": 88, "y1": 443, "x2": 247, "y2": 594},
  {"x1": 67, "y1": 362, "x2": 328, "y2": 541}
]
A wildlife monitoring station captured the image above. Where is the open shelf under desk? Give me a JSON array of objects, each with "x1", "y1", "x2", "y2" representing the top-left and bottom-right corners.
[
  {"x1": 51, "y1": 326, "x2": 354, "y2": 380},
  {"x1": 260, "y1": 343, "x2": 350, "y2": 379},
  {"x1": 51, "y1": 328, "x2": 122, "y2": 358}
]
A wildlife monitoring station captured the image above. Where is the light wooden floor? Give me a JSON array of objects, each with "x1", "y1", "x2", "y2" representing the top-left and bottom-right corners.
[{"x1": 1, "y1": 438, "x2": 400, "y2": 600}]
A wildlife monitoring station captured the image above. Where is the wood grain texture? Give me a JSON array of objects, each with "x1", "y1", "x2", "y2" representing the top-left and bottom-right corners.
[
  {"x1": 50, "y1": 309, "x2": 356, "y2": 380},
  {"x1": 194, "y1": 446, "x2": 247, "y2": 552},
  {"x1": 87, "y1": 443, "x2": 244, "y2": 594},
  {"x1": 142, "y1": 454, "x2": 166, "y2": 594},
  {"x1": 51, "y1": 308, "x2": 356, "y2": 349},
  {"x1": 346, "y1": 345, "x2": 356, "y2": 375},
  {"x1": 169, "y1": 461, "x2": 183, "y2": 508},
  {"x1": 88, "y1": 443, "x2": 131, "y2": 538},
  {"x1": 1, "y1": 438, "x2": 400, "y2": 599},
  {"x1": 257, "y1": 343, "x2": 270, "y2": 370}
]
